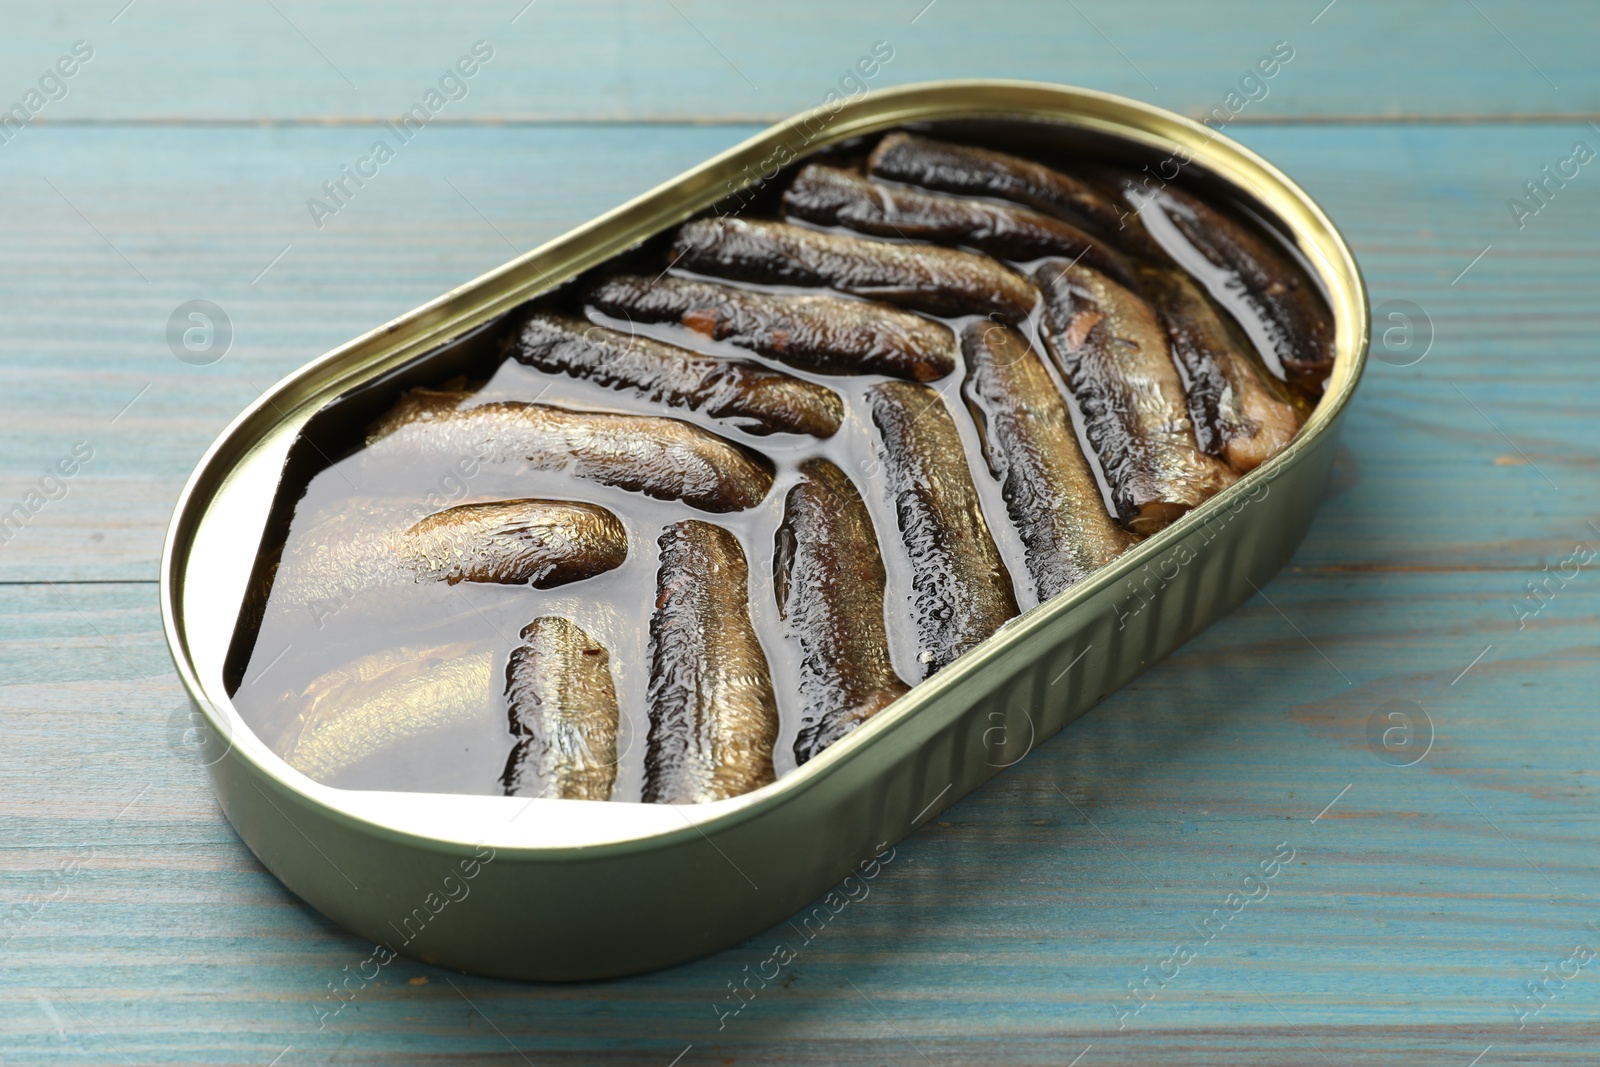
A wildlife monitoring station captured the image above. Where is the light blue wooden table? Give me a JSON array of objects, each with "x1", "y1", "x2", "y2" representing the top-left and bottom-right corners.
[{"x1": 3, "y1": 3, "x2": 1598, "y2": 1064}]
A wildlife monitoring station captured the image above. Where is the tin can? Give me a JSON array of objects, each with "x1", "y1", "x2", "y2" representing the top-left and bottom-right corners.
[{"x1": 161, "y1": 80, "x2": 1367, "y2": 980}]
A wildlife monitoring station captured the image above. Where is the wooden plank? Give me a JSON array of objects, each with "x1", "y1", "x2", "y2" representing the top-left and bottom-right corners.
[
  {"x1": 0, "y1": 0, "x2": 1594, "y2": 123},
  {"x1": 2, "y1": 50, "x2": 1598, "y2": 1060},
  {"x1": 1, "y1": 570, "x2": 1596, "y2": 1064},
  {"x1": 1, "y1": 122, "x2": 1597, "y2": 581}
]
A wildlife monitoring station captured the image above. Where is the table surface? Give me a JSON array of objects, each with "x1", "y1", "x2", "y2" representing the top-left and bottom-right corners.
[{"x1": 3, "y1": 3, "x2": 1598, "y2": 1064}]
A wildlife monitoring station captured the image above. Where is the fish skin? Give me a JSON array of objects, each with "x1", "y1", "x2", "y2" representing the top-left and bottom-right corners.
[
  {"x1": 960, "y1": 321, "x2": 1134, "y2": 600},
  {"x1": 866, "y1": 130, "x2": 1127, "y2": 237},
  {"x1": 270, "y1": 499, "x2": 628, "y2": 611},
  {"x1": 867, "y1": 381, "x2": 1019, "y2": 677},
  {"x1": 400, "y1": 499, "x2": 628, "y2": 585},
  {"x1": 276, "y1": 644, "x2": 494, "y2": 783},
  {"x1": 587, "y1": 274, "x2": 956, "y2": 382},
  {"x1": 501, "y1": 617, "x2": 620, "y2": 801},
  {"x1": 775, "y1": 459, "x2": 909, "y2": 764},
  {"x1": 643, "y1": 521, "x2": 778, "y2": 804},
  {"x1": 505, "y1": 310, "x2": 842, "y2": 437},
  {"x1": 365, "y1": 387, "x2": 775, "y2": 513},
  {"x1": 670, "y1": 217, "x2": 1036, "y2": 323},
  {"x1": 783, "y1": 163, "x2": 1137, "y2": 286},
  {"x1": 1121, "y1": 180, "x2": 1335, "y2": 389},
  {"x1": 1035, "y1": 260, "x2": 1238, "y2": 534},
  {"x1": 1138, "y1": 267, "x2": 1302, "y2": 472}
]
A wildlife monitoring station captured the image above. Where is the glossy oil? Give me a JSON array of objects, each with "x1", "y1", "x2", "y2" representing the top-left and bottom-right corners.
[{"x1": 226, "y1": 123, "x2": 1332, "y2": 802}]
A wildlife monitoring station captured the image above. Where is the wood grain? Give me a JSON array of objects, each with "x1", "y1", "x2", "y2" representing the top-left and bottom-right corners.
[
  {"x1": 1, "y1": 124, "x2": 1596, "y2": 582},
  {"x1": 2, "y1": 570, "x2": 1596, "y2": 1064},
  {"x1": 3, "y1": 4, "x2": 1600, "y2": 1063},
  {"x1": 0, "y1": 1, "x2": 1595, "y2": 122}
]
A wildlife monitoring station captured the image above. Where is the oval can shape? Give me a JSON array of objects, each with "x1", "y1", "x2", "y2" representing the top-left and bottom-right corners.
[{"x1": 161, "y1": 80, "x2": 1368, "y2": 981}]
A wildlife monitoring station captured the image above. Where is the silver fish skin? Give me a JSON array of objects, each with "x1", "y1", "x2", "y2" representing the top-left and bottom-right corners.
[
  {"x1": 866, "y1": 130, "x2": 1127, "y2": 237},
  {"x1": 506, "y1": 310, "x2": 843, "y2": 437},
  {"x1": 1120, "y1": 180, "x2": 1335, "y2": 389},
  {"x1": 642, "y1": 520, "x2": 778, "y2": 804},
  {"x1": 587, "y1": 274, "x2": 957, "y2": 382},
  {"x1": 502, "y1": 616, "x2": 620, "y2": 801},
  {"x1": 1138, "y1": 266, "x2": 1301, "y2": 472},
  {"x1": 270, "y1": 498, "x2": 628, "y2": 611},
  {"x1": 775, "y1": 458, "x2": 909, "y2": 764},
  {"x1": 670, "y1": 217, "x2": 1037, "y2": 323},
  {"x1": 961, "y1": 321, "x2": 1134, "y2": 600},
  {"x1": 1035, "y1": 260, "x2": 1237, "y2": 534},
  {"x1": 783, "y1": 163, "x2": 1137, "y2": 286},
  {"x1": 276, "y1": 644, "x2": 494, "y2": 783},
  {"x1": 365, "y1": 387, "x2": 775, "y2": 513},
  {"x1": 867, "y1": 380, "x2": 1020, "y2": 676}
]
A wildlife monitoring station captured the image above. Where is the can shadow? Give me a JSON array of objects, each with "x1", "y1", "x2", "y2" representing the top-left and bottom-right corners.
[
  {"x1": 621, "y1": 634, "x2": 1303, "y2": 1054},
  {"x1": 271, "y1": 606, "x2": 1317, "y2": 1063},
  {"x1": 340, "y1": 648, "x2": 1254, "y2": 1060}
]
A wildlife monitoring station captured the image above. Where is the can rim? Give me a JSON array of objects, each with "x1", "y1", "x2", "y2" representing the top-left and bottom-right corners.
[{"x1": 159, "y1": 78, "x2": 1369, "y2": 858}]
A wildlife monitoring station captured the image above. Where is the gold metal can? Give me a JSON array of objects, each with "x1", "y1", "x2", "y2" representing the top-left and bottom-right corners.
[{"x1": 161, "y1": 80, "x2": 1367, "y2": 980}]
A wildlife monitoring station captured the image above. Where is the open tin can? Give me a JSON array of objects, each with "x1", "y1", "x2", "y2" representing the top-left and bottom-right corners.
[{"x1": 161, "y1": 80, "x2": 1368, "y2": 980}]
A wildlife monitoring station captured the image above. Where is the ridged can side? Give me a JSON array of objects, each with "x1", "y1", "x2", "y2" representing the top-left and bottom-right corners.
[
  {"x1": 163, "y1": 79, "x2": 1368, "y2": 981},
  {"x1": 195, "y1": 405, "x2": 1343, "y2": 981}
]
